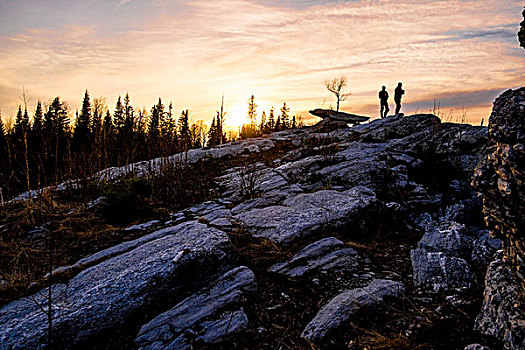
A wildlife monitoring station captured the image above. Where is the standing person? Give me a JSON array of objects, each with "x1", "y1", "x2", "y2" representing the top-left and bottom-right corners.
[
  {"x1": 378, "y1": 86, "x2": 389, "y2": 118},
  {"x1": 394, "y1": 82, "x2": 405, "y2": 115}
]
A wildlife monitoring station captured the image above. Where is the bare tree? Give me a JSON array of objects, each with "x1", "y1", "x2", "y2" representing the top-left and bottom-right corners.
[{"x1": 324, "y1": 76, "x2": 351, "y2": 112}]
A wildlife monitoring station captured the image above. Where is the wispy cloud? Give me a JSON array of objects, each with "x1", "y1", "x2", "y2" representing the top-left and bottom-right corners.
[
  {"x1": 0, "y1": 0, "x2": 523, "y2": 125},
  {"x1": 117, "y1": 0, "x2": 134, "y2": 7}
]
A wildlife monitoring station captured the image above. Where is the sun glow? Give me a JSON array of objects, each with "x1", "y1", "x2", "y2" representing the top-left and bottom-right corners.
[
  {"x1": 226, "y1": 102, "x2": 250, "y2": 128},
  {"x1": 225, "y1": 100, "x2": 277, "y2": 128}
]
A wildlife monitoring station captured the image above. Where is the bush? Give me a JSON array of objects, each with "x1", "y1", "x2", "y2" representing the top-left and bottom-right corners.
[{"x1": 100, "y1": 176, "x2": 153, "y2": 225}]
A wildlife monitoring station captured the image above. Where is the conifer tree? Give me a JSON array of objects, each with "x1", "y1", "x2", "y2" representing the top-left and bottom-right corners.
[
  {"x1": 113, "y1": 96, "x2": 125, "y2": 131},
  {"x1": 0, "y1": 116, "x2": 8, "y2": 198},
  {"x1": 280, "y1": 102, "x2": 290, "y2": 130},
  {"x1": 13, "y1": 106, "x2": 28, "y2": 139},
  {"x1": 274, "y1": 114, "x2": 281, "y2": 131},
  {"x1": 123, "y1": 93, "x2": 134, "y2": 134},
  {"x1": 32, "y1": 101, "x2": 44, "y2": 139},
  {"x1": 73, "y1": 90, "x2": 92, "y2": 151},
  {"x1": 260, "y1": 111, "x2": 267, "y2": 133},
  {"x1": 103, "y1": 110, "x2": 112, "y2": 131},
  {"x1": 179, "y1": 109, "x2": 190, "y2": 150},
  {"x1": 247, "y1": 95, "x2": 257, "y2": 127},
  {"x1": 216, "y1": 94, "x2": 226, "y2": 145},
  {"x1": 149, "y1": 98, "x2": 163, "y2": 139},
  {"x1": 45, "y1": 97, "x2": 70, "y2": 184},
  {"x1": 208, "y1": 116, "x2": 217, "y2": 146},
  {"x1": 30, "y1": 102, "x2": 45, "y2": 184},
  {"x1": 267, "y1": 107, "x2": 275, "y2": 131}
]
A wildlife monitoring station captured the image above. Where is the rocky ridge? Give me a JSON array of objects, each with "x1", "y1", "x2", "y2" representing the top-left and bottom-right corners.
[{"x1": 0, "y1": 94, "x2": 523, "y2": 349}]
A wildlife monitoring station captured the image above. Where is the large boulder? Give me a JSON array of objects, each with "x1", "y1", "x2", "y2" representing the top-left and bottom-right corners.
[{"x1": 0, "y1": 221, "x2": 237, "y2": 349}]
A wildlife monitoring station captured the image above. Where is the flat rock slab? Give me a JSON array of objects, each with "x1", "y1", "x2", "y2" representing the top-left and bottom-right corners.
[
  {"x1": 0, "y1": 221, "x2": 237, "y2": 350},
  {"x1": 302, "y1": 279, "x2": 405, "y2": 343},
  {"x1": 234, "y1": 186, "x2": 380, "y2": 246},
  {"x1": 135, "y1": 266, "x2": 256, "y2": 350},
  {"x1": 269, "y1": 237, "x2": 358, "y2": 278}
]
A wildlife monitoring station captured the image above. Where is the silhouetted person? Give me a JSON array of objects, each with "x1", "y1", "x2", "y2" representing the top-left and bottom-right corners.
[
  {"x1": 378, "y1": 86, "x2": 389, "y2": 118},
  {"x1": 394, "y1": 82, "x2": 405, "y2": 115}
]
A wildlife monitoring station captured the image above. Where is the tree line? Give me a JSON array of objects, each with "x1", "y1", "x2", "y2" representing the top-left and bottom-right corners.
[
  {"x1": 0, "y1": 91, "x2": 299, "y2": 200},
  {"x1": 239, "y1": 95, "x2": 299, "y2": 139}
]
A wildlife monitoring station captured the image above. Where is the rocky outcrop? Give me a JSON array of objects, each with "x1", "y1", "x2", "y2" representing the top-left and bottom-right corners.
[
  {"x1": 301, "y1": 279, "x2": 405, "y2": 344},
  {"x1": 0, "y1": 222, "x2": 237, "y2": 349},
  {"x1": 472, "y1": 87, "x2": 525, "y2": 349},
  {"x1": 473, "y1": 87, "x2": 525, "y2": 296},
  {"x1": 475, "y1": 254, "x2": 524, "y2": 350},
  {"x1": 0, "y1": 111, "x2": 497, "y2": 349},
  {"x1": 135, "y1": 266, "x2": 256, "y2": 350}
]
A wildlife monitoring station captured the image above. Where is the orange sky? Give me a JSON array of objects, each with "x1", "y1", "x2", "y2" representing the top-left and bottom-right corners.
[{"x1": 1, "y1": 0, "x2": 524, "y2": 127}]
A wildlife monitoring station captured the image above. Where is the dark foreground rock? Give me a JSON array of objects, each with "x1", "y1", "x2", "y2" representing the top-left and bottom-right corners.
[
  {"x1": 302, "y1": 279, "x2": 405, "y2": 344},
  {"x1": 472, "y1": 87, "x2": 525, "y2": 349},
  {"x1": 0, "y1": 222, "x2": 237, "y2": 349},
  {"x1": 475, "y1": 254, "x2": 524, "y2": 350},
  {"x1": 135, "y1": 266, "x2": 256, "y2": 350},
  {"x1": 0, "y1": 108, "x2": 509, "y2": 349}
]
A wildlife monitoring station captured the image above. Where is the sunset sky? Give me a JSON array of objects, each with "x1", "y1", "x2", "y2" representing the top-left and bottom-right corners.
[{"x1": 1, "y1": 0, "x2": 524, "y2": 127}]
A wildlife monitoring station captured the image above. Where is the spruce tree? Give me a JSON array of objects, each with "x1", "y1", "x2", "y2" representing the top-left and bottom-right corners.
[
  {"x1": 267, "y1": 107, "x2": 275, "y2": 131},
  {"x1": 274, "y1": 115, "x2": 281, "y2": 131},
  {"x1": 260, "y1": 111, "x2": 267, "y2": 133},
  {"x1": 208, "y1": 116, "x2": 217, "y2": 146},
  {"x1": 30, "y1": 102, "x2": 45, "y2": 184},
  {"x1": 32, "y1": 101, "x2": 44, "y2": 138},
  {"x1": 149, "y1": 98, "x2": 163, "y2": 139},
  {"x1": 123, "y1": 93, "x2": 134, "y2": 134},
  {"x1": 247, "y1": 95, "x2": 257, "y2": 127},
  {"x1": 45, "y1": 97, "x2": 70, "y2": 184},
  {"x1": 179, "y1": 109, "x2": 190, "y2": 150},
  {"x1": 113, "y1": 96, "x2": 125, "y2": 131},
  {"x1": 280, "y1": 102, "x2": 290, "y2": 130},
  {"x1": 73, "y1": 90, "x2": 92, "y2": 151}
]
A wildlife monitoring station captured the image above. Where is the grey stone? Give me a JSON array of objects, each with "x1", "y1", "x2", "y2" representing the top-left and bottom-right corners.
[
  {"x1": 417, "y1": 222, "x2": 475, "y2": 260},
  {"x1": 411, "y1": 249, "x2": 475, "y2": 292},
  {"x1": 360, "y1": 114, "x2": 440, "y2": 143},
  {"x1": 471, "y1": 229, "x2": 501, "y2": 268},
  {"x1": 125, "y1": 220, "x2": 160, "y2": 232},
  {"x1": 199, "y1": 209, "x2": 232, "y2": 223},
  {"x1": 135, "y1": 266, "x2": 256, "y2": 350},
  {"x1": 269, "y1": 237, "x2": 358, "y2": 278},
  {"x1": 302, "y1": 279, "x2": 405, "y2": 343},
  {"x1": 475, "y1": 255, "x2": 525, "y2": 350},
  {"x1": 464, "y1": 344, "x2": 492, "y2": 350},
  {"x1": 234, "y1": 186, "x2": 380, "y2": 245},
  {"x1": 0, "y1": 221, "x2": 237, "y2": 350}
]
